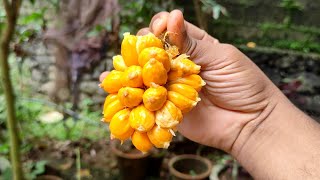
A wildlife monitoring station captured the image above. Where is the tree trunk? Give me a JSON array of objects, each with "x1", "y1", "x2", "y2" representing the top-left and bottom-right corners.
[{"x1": 0, "y1": 0, "x2": 23, "y2": 179}]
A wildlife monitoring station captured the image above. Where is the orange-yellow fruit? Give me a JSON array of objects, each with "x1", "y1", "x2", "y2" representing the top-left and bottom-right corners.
[
  {"x1": 103, "y1": 94, "x2": 118, "y2": 111},
  {"x1": 109, "y1": 109, "x2": 134, "y2": 140},
  {"x1": 147, "y1": 125, "x2": 173, "y2": 149},
  {"x1": 167, "y1": 91, "x2": 198, "y2": 113},
  {"x1": 171, "y1": 58, "x2": 201, "y2": 76},
  {"x1": 118, "y1": 87, "x2": 144, "y2": 108},
  {"x1": 138, "y1": 47, "x2": 170, "y2": 72},
  {"x1": 121, "y1": 33, "x2": 139, "y2": 66},
  {"x1": 122, "y1": 66, "x2": 143, "y2": 88},
  {"x1": 100, "y1": 70, "x2": 123, "y2": 94},
  {"x1": 129, "y1": 104, "x2": 155, "y2": 132},
  {"x1": 113, "y1": 55, "x2": 127, "y2": 71},
  {"x1": 169, "y1": 74, "x2": 206, "y2": 92},
  {"x1": 103, "y1": 99, "x2": 125, "y2": 122},
  {"x1": 155, "y1": 100, "x2": 183, "y2": 128},
  {"x1": 131, "y1": 131, "x2": 153, "y2": 153},
  {"x1": 167, "y1": 83, "x2": 200, "y2": 102},
  {"x1": 142, "y1": 59, "x2": 167, "y2": 87},
  {"x1": 142, "y1": 84, "x2": 167, "y2": 111},
  {"x1": 168, "y1": 69, "x2": 184, "y2": 81},
  {"x1": 136, "y1": 33, "x2": 163, "y2": 54}
]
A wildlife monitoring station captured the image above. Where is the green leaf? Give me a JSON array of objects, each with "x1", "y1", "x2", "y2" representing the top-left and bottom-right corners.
[{"x1": 19, "y1": 11, "x2": 44, "y2": 25}]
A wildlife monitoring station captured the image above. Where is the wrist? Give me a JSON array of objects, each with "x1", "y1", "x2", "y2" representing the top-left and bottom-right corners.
[{"x1": 231, "y1": 86, "x2": 320, "y2": 179}]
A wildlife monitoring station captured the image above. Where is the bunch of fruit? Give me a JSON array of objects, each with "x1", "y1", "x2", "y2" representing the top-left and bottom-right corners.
[{"x1": 100, "y1": 32, "x2": 205, "y2": 153}]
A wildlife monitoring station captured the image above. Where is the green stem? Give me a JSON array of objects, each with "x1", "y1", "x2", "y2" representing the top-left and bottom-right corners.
[{"x1": 0, "y1": 0, "x2": 23, "y2": 179}]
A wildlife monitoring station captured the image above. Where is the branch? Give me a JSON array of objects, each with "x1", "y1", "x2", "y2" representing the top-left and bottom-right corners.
[{"x1": 2, "y1": 0, "x2": 11, "y2": 18}]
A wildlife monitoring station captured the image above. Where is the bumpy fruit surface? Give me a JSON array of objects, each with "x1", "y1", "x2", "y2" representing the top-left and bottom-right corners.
[
  {"x1": 100, "y1": 32, "x2": 206, "y2": 152},
  {"x1": 118, "y1": 87, "x2": 144, "y2": 108},
  {"x1": 132, "y1": 131, "x2": 153, "y2": 153},
  {"x1": 121, "y1": 33, "x2": 139, "y2": 66},
  {"x1": 167, "y1": 91, "x2": 198, "y2": 113},
  {"x1": 143, "y1": 84, "x2": 167, "y2": 111},
  {"x1": 147, "y1": 125, "x2": 173, "y2": 149},
  {"x1": 113, "y1": 55, "x2": 127, "y2": 71},
  {"x1": 103, "y1": 98, "x2": 124, "y2": 122},
  {"x1": 100, "y1": 70, "x2": 123, "y2": 93},
  {"x1": 142, "y1": 59, "x2": 167, "y2": 87},
  {"x1": 129, "y1": 104, "x2": 155, "y2": 132},
  {"x1": 109, "y1": 109, "x2": 134, "y2": 140},
  {"x1": 155, "y1": 100, "x2": 183, "y2": 128},
  {"x1": 122, "y1": 66, "x2": 143, "y2": 88},
  {"x1": 169, "y1": 74, "x2": 206, "y2": 92},
  {"x1": 138, "y1": 47, "x2": 170, "y2": 72}
]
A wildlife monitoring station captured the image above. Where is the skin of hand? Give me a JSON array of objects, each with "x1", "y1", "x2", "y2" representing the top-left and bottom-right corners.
[
  {"x1": 137, "y1": 10, "x2": 280, "y2": 153},
  {"x1": 101, "y1": 10, "x2": 320, "y2": 179}
]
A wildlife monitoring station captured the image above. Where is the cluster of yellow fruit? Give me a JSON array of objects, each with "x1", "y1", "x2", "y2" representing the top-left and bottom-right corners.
[{"x1": 100, "y1": 32, "x2": 205, "y2": 153}]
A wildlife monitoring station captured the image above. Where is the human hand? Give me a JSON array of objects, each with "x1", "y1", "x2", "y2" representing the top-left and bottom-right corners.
[{"x1": 136, "y1": 10, "x2": 282, "y2": 153}]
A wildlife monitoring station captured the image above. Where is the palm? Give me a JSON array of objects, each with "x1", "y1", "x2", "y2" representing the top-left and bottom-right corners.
[{"x1": 144, "y1": 10, "x2": 274, "y2": 152}]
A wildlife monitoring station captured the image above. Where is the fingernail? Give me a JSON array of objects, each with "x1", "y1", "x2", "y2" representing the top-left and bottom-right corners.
[{"x1": 152, "y1": 18, "x2": 164, "y2": 34}]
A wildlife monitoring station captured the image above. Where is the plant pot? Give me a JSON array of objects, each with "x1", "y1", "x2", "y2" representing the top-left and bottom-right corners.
[
  {"x1": 168, "y1": 154, "x2": 212, "y2": 180},
  {"x1": 110, "y1": 140, "x2": 150, "y2": 180},
  {"x1": 146, "y1": 149, "x2": 167, "y2": 177}
]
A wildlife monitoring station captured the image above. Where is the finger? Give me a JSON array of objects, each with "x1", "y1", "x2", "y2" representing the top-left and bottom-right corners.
[
  {"x1": 149, "y1": 11, "x2": 169, "y2": 36},
  {"x1": 137, "y1": 28, "x2": 151, "y2": 36},
  {"x1": 99, "y1": 71, "x2": 109, "y2": 82},
  {"x1": 167, "y1": 9, "x2": 194, "y2": 55},
  {"x1": 185, "y1": 21, "x2": 219, "y2": 44}
]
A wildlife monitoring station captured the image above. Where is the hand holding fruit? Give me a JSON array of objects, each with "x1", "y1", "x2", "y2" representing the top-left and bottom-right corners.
[{"x1": 100, "y1": 10, "x2": 280, "y2": 154}]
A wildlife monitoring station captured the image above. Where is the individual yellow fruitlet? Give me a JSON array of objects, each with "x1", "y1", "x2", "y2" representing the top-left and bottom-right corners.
[
  {"x1": 136, "y1": 33, "x2": 163, "y2": 54},
  {"x1": 121, "y1": 33, "x2": 139, "y2": 66},
  {"x1": 109, "y1": 109, "x2": 134, "y2": 140},
  {"x1": 142, "y1": 59, "x2": 167, "y2": 87},
  {"x1": 103, "y1": 94, "x2": 118, "y2": 111},
  {"x1": 169, "y1": 74, "x2": 206, "y2": 92},
  {"x1": 100, "y1": 70, "x2": 123, "y2": 94},
  {"x1": 122, "y1": 66, "x2": 143, "y2": 88},
  {"x1": 103, "y1": 99, "x2": 125, "y2": 122},
  {"x1": 171, "y1": 58, "x2": 201, "y2": 76},
  {"x1": 168, "y1": 69, "x2": 184, "y2": 81},
  {"x1": 147, "y1": 125, "x2": 173, "y2": 149},
  {"x1": 167, "y1": 83, "x2": 200, "y2": 102},
  {"x1": 167, "y1": 91, "x2": 198, "y2": 113},
  {"x1": 131, "y1": 131, "x2": 153, "y2": 153},
  {"x1": 118, "y1": 87, "x2": 144, "y2": 108},
  {"x1": 113, "y1": 55, "x2": 127, "y2": 71},
  {"x1": 142, "y1": 83, "x2": 167, "y2": 111},
  {"x1": 138, "y1": 47, "x2": 170, "y2": 72},
  {"x1": 129, "y1": 104, "x2": 155, "y2": 132},
  {"x1": 155, "y1": 100, "x2": 183, "y2": 128}
]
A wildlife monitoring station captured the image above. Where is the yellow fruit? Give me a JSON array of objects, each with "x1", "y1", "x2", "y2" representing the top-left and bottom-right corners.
[
  {"x1": 118, "y1": 87, "x2": 144, "y2": 108},
  {"x1": 169, "y1": 74, "x2": 206, "y2": 92},
  {"x1": 103, "y1": 94, "x2": 118, "y2": 111},
  {"x1": 168, "y1": 69, "x2": 184, "y2": 81},
  {"x1": 147, "y1": 125, "x2": 173, "y2": 149},
  {"x1": 155, "y1": 100, "x2": 183, "y2": 128},
  {"x1": 142, "y1": 84, "x2": 167, "y2": 111},
  {"x1": 171, "y1": 58, "x2": 201, "y2": 75},
  {"x1": 131, "y1": 131, "x2": 153, "y2": 153},
  {"x1": 100, "y1": 70, "x2": 123, "y2": 94},
  {"x1": 121, "y1": 33, "x2": 139, "y2": 66},
  {"x1": 136, "y1": 33, "x2": 163, "y2": 54},
  {"x1": 110, "y1": 109, "x2": 134, "y2": 140},
  {"x1": 129, "y1": 104, "x2": 155, "y2": 132},
  {"x1": 167, "y1": 91, "x2": 198, "y2": 113},
  {"x1": 113, "y1": 55, "x2": 127, "y2": 71},
  {"x1": 142, "y1": 59, "x2": 167, "y2": 87},
  {"x1": 167, "y1": 83, "x2": 200, "y2": 102},
  {"x1": 138, "y1": 47, "x2": 170, "y2": 72},
  {"x1": 122, "y1": 66, "x2": 143, "y2": 88},
  {"x1": 103, "y1": 99, "x2": 125, "y2": 122}
]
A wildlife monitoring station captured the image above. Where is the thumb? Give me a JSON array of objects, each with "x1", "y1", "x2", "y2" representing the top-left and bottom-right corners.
[{"x1": 167, "y1": 10, "x2": 217, "y2": 69}]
